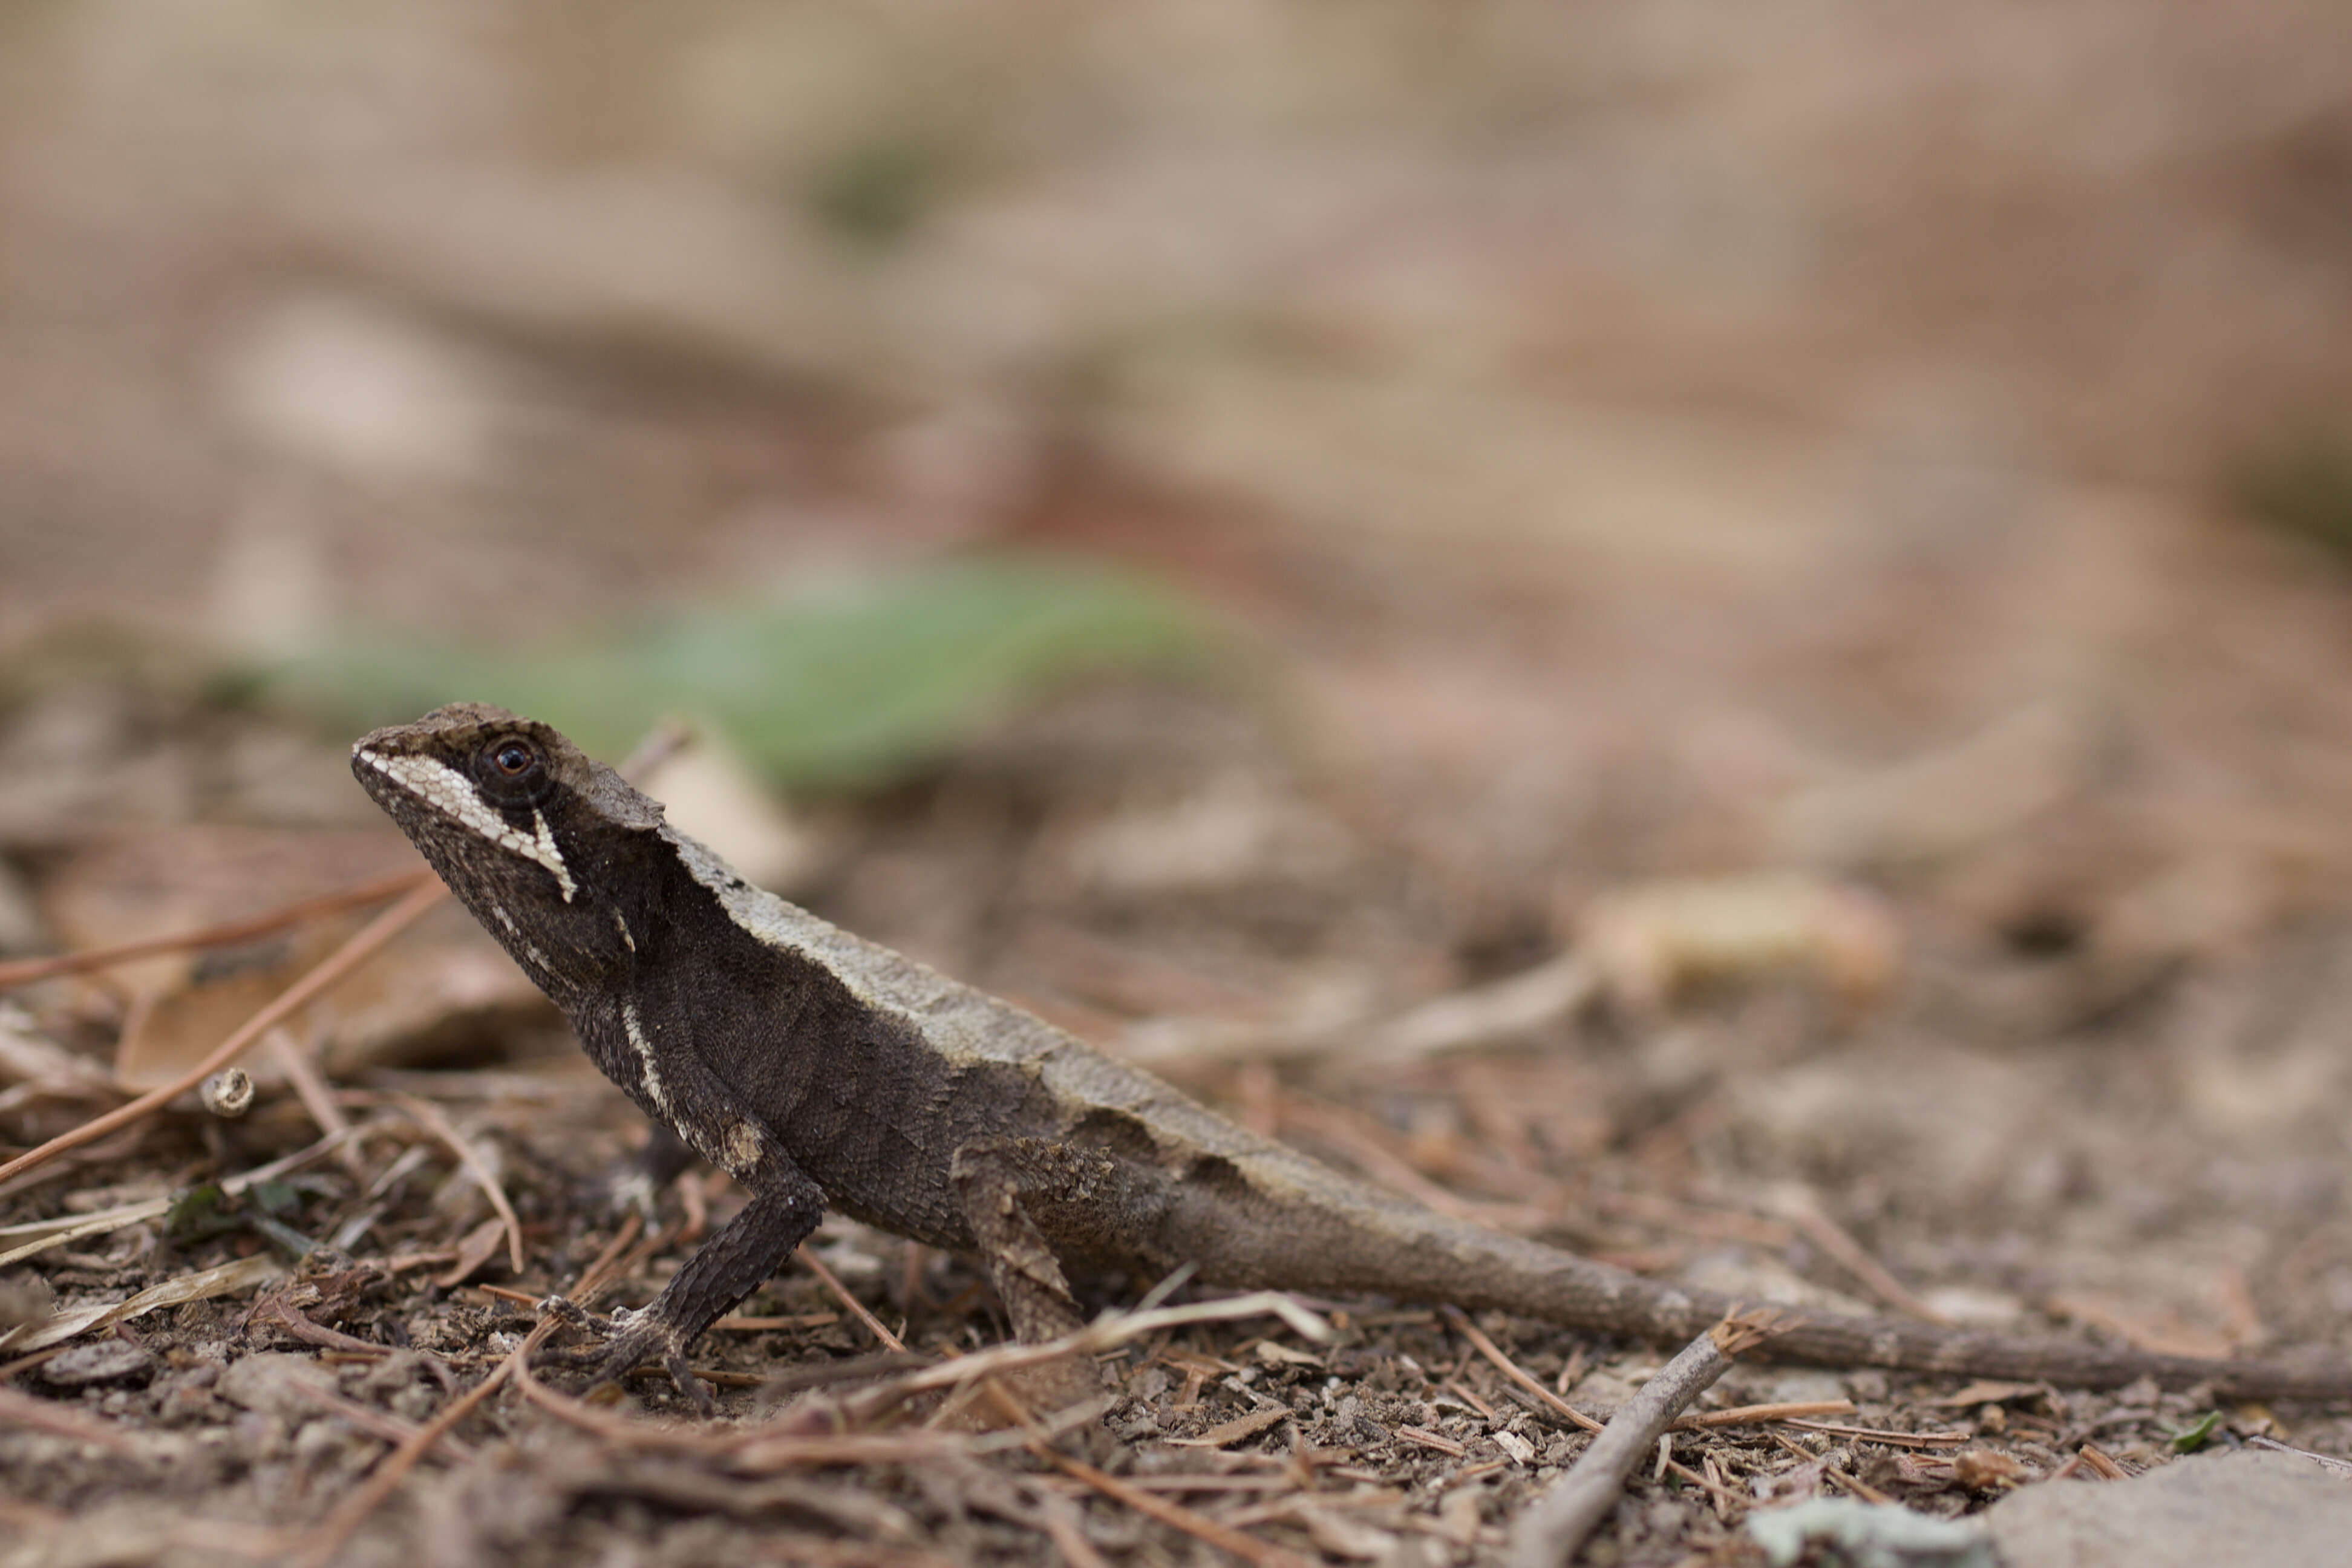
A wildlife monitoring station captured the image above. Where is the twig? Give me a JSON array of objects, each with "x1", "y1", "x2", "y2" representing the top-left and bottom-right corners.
[
  {"x1": 526, "y1": 1294, "x2": 1325, "y2": 1453},
  {"x1": 1397, "y1": 1425, "x2": 1468, "y2": 1457},
  {"x1": 715, "y1": 1312, "x2": 840, "y2": 1333},
  {"x1": 246, "y1": 1293, "x2": 393, "y2": 1359},
  {"x1": 1658, "y1": 1452, "x2": 1743, "y2": 1515},
  {"x1": 513, "y1": 1341, "x2": 737, "y2": 1449},
  {"x1": 1762, "y1": 1183, "x2": 1948, "y2": 1324},
  {"x1": 797, "y1": 1243, "x2": 907, "y2": 1352},
  {"x1": 1769, "y1": 1430, "x2": 1896, "y2": 1503},
  {"x1": 0, "y1": 1126, "x2": 353, "y2": 1270},
  {"x1": 569, "y1": 1210, "x2": 647, "y2": 1304},
  {"x1": 1027, "y1": 1480, "x2": 1113, "y2": 1568},
  {"x1": 4, "y1": 1255, "x2": 285, "y2": 1354},
  {"x1": 837, "y1": 1293, "x2": 1327, "y2": 1428},
  {"x1": 0, "y1": 1384, "x2": 143, "y2": 1453},
  {"x1": 385, "y1": 1093, "x2": 525, "y2": 1275},
  {"x1": 0, "y1": 1344, "x2": 73, "y2": 1382},
  {"x1": 1674, "y1": 1399, "x2": 1855, "y2": 1429},
  {"x1": 1047, "y1": 1451, "x2": 1313, "y2": 1568},
  {"x1": 1822, "y1": 1463, "x2": 1894, "y2": 1505},
  {"x1": 0, "y1": 880, "x2": 446, "y2": 1188},
  {"x1": 2246, "y1": 1435, "x2": 2352, "y2": 1478},
  {"x1": 2067, "y1": 1443, "x2": 2130, "y2": 1480},
  {"x1": 0, "y1": 870, "x2": 433, "y2": 992},
  {"x1": 1779, "y1": 1418, "x2": 1967, "y2": 1448},
  {"x1": 1442, "y1": 1305, "x2": 1604, "y2": 1433},
  {"x1": 614, "y1": 719, "x2": 696, "y2": 782},
  {"x1": 287, "y1": 1379, "x2": 477, "y2": 1462},
  {"x1": 1442, "y1": 1376, "x2": 1498, "y2": 1422},
  {"x1": 264, "y1": 1027, "x2": 360, "y2": 1169},
  {"x1": 1506, "y1": 1311, "x2": 1783, "y2": 1568}
]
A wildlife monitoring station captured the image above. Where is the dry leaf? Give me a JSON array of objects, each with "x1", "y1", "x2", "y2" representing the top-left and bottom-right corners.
[
  {"x1": 1, "y1": 1255, "x2": 283, "y2": 1353},
  {"x1": 1578, "y1": 871, "x2": 1899, "y2": 1013},
  {"x1": 1166, "y1": 1404, "x2": 1290, "y2": 1449},
  {"x1": 1952, "y1": 1449, "x2": 2029, "y2": 1491},
  {"x1": 434, "y1": 1215, "x2": 511, "y2": 1289}
]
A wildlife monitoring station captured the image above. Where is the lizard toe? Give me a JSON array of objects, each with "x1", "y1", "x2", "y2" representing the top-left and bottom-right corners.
[
  {"x1": 662, "y1": 1347, "x2": 714, "y2": 1416},
  {"x1": 544, "y1": 1310, "x2": 713, "y2": 1412},
  {"x1": 535, "y1": 1293, "x2": 602, "y2": 1339}
]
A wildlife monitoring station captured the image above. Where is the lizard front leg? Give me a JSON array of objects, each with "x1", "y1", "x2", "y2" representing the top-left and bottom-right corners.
[
  {"x1": 555, "y1": 1013, "x2": 831, "y2": 1409},
  {"x1": 553, "y1": 1162, "x2": 825, "y2": 1410}
]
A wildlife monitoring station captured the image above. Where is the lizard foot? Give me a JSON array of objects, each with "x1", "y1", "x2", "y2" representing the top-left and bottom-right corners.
[{"x1": 534, "y1": 1306, "x2": 712, "y2": 1416}]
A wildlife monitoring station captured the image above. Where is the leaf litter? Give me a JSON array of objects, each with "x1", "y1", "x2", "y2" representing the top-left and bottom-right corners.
[{"x1": 8, "y1": 550, "x2": 2352, "y2": 1565}]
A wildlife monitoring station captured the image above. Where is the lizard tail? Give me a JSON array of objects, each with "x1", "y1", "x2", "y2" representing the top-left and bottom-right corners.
[
  {"x1": 1184, "y1": 1163, "x2": 2352, "y2": 1401},
  {"x1": 1431, "y1": 1224, "x2": 2352, "y2": 1401}
]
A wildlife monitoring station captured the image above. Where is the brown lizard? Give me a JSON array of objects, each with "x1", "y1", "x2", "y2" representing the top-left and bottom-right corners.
[{"x1": 353, "y1": 703, "x2": 2352, "y2": 1406}]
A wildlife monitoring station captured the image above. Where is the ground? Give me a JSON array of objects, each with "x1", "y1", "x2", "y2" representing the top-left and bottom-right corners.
[{"x1": 5, "y1": 5, "x2": 2352, "y2": 1565}]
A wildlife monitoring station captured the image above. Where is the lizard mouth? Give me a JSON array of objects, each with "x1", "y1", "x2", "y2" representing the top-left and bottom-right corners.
[{"x1": 351, "y1": 734, "x2": 581, "y2": 904}]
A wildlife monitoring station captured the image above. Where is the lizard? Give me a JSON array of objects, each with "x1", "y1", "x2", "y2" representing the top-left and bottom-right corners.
[{"x1": 352, "y1": 703, "x2": 2352, "y2": 1407}]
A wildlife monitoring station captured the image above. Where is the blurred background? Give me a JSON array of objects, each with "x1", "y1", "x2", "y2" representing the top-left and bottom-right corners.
[{"x1": 8, "y1": 1, "x2": 2352, "y2": 1373}]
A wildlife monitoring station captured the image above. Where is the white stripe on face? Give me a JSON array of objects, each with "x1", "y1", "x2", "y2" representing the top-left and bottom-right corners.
[{"x1": 360, "y1": 750, "x2": 578, "y2": 902}]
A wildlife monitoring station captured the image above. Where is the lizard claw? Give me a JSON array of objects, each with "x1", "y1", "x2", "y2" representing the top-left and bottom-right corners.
[
  {"x1": 532, "y1": 1305, "x2": 713, "y2": 1415},
  {"x1": 535, "y1": 1293, "x2": 603, "y2": 1337}
]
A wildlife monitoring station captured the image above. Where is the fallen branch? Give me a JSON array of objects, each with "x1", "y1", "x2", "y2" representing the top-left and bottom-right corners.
[{"x1": 1506, "y1": 1311, "x2": 1785, "y2": 1568}]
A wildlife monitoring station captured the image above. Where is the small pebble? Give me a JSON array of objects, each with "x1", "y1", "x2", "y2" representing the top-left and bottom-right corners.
[{"x1": 201, "y1": 1068, "x2": 255, "y2": 1118}]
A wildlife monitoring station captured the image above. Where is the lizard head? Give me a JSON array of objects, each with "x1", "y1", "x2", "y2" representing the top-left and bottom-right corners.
[{"x1": 351, "y1": 703, "x2": 665, "y2": 996}]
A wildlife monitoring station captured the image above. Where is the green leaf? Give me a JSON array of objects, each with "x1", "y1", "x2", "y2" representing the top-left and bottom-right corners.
[
  {"x1": 261, "y1": 551, "x2": 1229, "y2": 792},
  {"x1": 2169, "y1": 1410, "x2": 2224, "y2": 1454},
  {"x1": 2234, "y1": 433, "x2": 2352, "y2": 562},
  {"x1": 162, "y1": 1183, "x2": 238, "y2": 1243},
  {"x1": 246, "y1": 1180, "x2": 301, "y2": 1217}
]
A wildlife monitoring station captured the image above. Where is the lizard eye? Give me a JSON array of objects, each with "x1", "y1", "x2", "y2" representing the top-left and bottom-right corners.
[{"x1": 477, "y1": 737, "x2": 542, "y2": 786}]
